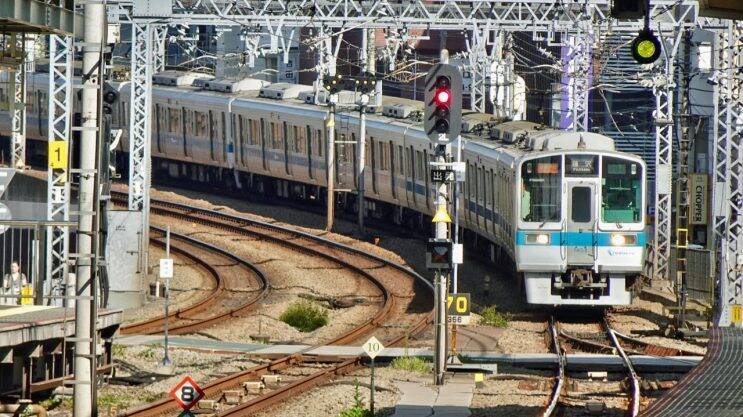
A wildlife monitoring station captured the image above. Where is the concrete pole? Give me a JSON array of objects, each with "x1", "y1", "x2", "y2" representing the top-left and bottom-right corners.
[
  {"x1": 74, "y1": 2, "x2": 105, "y2": 417},
  {"x1": 357, "y1": 28, "x2": 370, "y2": 235},
  {"x1": 326, "y1": 99, "x2": 336, "y2": 232}
]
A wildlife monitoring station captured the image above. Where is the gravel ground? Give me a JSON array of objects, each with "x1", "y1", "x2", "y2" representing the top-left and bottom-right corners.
[
  {"x1": 469, "y1": 374, "x2": 552, "y2": 417},
  {"x1": 147, "y1": 211, "x2": 384, "y2": 345},
  {"x1": 47, "y1": 346, "x2": 261, "y2": 417},
  {"x1": 253, "y1": 366, "x2": 424, "y2": 417},
  {"x1": 109, "y1": 184, "x2": 705, "y2": 416}
]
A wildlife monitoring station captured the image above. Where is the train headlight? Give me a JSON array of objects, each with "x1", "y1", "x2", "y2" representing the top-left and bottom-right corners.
[
  {"x1": 611, "y1": 234, "x2": 637, "y2": 246},
  {"x1": 526, "y1": 233, "x2": 551, "y2": 245}
]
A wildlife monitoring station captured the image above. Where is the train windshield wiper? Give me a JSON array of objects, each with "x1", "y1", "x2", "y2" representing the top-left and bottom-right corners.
[{"x1": 615, "y1": 222, "x2": 623, "y2": 229}]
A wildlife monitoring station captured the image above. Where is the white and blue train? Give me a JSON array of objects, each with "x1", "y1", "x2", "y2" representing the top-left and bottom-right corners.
[{"x1": 2, "y1": 70, "x2": 647, "y2": 306}]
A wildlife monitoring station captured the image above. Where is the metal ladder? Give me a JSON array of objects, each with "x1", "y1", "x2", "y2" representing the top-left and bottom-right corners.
[{"x1": 334, "y1": 110, "x2": 357, "y2": 193}]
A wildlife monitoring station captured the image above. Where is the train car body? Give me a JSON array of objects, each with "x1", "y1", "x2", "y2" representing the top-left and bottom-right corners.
[{"x1": 5, "y1": 70, "x2": 647, "y2": 307}]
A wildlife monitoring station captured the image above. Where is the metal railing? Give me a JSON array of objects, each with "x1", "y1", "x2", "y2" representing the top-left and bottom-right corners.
[{"x1": 0, "y1": 220, "x2": 76, "y2": 306}]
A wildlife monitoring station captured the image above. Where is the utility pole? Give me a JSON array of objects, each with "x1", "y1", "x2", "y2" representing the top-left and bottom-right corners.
[
  {"x1": 74, "y1": 2, "x2": 105, "y2": 416},
  {"x1": 357, "y1": 28, "x2": 375, "y2": 235},
  {"x1": 326, "y1": 98, "x2": 336, "y2": 232}
]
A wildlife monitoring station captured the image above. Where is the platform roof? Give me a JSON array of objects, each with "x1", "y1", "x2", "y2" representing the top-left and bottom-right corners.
[{"x1": 0, "y1": 0, "x2": 81, "y2": 36}]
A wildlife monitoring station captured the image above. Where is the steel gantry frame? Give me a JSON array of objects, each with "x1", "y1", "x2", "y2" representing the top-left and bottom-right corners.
[
  {"x1": 652, "y1": 29, "x2": 684, "y2": 283},
  {"x1": 45, "y1": 35, "x2": 74, "y2": 306},
  {"x1": 129, "y1": 22, "x2": 154, "y2": 278},
  {"x1": 713, "y1": 21, "x2": 743, "y2": 327},
  {"x1": 121, "y1": 0, "x2": 719, "y2": 291},
  {"x1": 10, "y1": 34, "x2": 27, "y2": 168}
]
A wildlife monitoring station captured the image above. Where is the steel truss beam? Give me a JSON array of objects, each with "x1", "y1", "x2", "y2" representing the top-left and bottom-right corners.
[
  {"x1": 652, "y1": 30, "x2": 683, "y2": 282},
  {"x1": 714, "y1": 22, "x2": 743, "y2": 327},
  {"x1": 10, "y1": 34, "x2": 26, "y2": 168},
  {"x1": 153, "y1": 1, "x2": 700, "y2": 32},
  {"x1": 567, "y1": 24, "x2": 593, "y2": 132},
  {"x1": 45, "y1": 35, "x2": 73, "y2": 306},
  {"x1": 153, "y1": 25, "x2": 169, "y2": 72},
  {"x1": 129, "y1": 22, "x2": 153, "y2": 277}
]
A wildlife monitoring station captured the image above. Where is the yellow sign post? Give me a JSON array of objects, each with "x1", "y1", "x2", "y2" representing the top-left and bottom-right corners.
[{"x1": 49, "y1": 141, "x2": 68, "y2": 170}]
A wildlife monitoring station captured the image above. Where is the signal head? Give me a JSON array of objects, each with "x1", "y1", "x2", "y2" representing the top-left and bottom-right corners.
[{"x1": 631, "y1": 29, "x2": 661, "y2": 64}]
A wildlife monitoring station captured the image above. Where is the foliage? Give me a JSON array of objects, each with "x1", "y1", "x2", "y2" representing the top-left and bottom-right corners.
[
  {"x1": 338, "y1": 379, "x2": 373, "y2": 417},
  {"x1": 280, "y1": 300, "x2": 329, "y2": 332},
  {"x1": 111, "y1": 344, "x2": 126, "y2": 357},
  {"x1": 37, "y1": 395, "x2": 64, "y2": 410},
  {"x1": 479, "y1": 305, "x2": 511, "y2": 328},
  {"x1": 390, "y1": 356, "x2": 431, "y2": 373},
  {"x1": 136, "y1": 344, "x2": 158, "y2": 360}
]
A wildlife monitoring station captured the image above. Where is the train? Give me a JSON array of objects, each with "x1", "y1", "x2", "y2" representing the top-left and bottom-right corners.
[{"x1": 1, "y1": 69, "x2": 647, "y2": 307}]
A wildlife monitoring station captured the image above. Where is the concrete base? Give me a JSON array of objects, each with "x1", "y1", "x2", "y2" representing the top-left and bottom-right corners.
[{"x1": 107, "y1": 291, "x2": 144, "y2": 310}]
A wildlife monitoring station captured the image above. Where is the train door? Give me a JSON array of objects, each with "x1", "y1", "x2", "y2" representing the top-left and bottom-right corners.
[
  {"x1": 423, "y1": 150, "x2": 430, "y2": 210},
  {"x1": 260, "y1": 118, "x2": 268, "y2": 171},
  {"x1": 181, "y1": 107, "x2": 190, "y2": 158},
  {"x1": 390, "y1": 141, "x2": 397, "y2": 200},
  {"x1": 566, "y1": 181, "x2": 597, "y2": 265},
  {"x1": 283, "y1": 121, "x2": 291, "y2": 175},
  {"x1": 155, "y1": 104, "x2": 163, "y2": 153},
  {"x1": 407, "y1": 146, "x2": 415, "y2": 207},
  {"x1": 307, "y1": 126, "x2": 314, "y2": 180}
]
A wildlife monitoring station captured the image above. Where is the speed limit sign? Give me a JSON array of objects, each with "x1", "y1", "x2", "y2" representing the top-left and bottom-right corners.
[
  {"x1": 170, "y1": 376, "x2": 204, "y2": 411},
  {"x1": 362, "y1": 336, "x2": 385, "y2": 360},
  {"x1": 447, "y1": 293, "x2": 471, "y2": 325}
]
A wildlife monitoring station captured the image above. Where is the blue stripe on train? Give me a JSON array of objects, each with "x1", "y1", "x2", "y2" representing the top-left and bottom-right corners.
[{"x1": 515, "y1": 231, "x2": 647, "y2": 247}]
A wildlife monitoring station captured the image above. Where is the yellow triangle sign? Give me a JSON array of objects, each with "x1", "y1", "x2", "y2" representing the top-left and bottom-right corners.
[{"x1": 432, "y1": 206, "x2": 452, "y2": 223}]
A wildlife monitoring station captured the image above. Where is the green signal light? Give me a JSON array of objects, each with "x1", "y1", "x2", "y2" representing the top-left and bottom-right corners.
[
  {"x1": 636, "y1": 39, "x2": 656, "y2": 58},
  {"x1": 632, "y1": 30, "x2": 662, "y2": 64}
]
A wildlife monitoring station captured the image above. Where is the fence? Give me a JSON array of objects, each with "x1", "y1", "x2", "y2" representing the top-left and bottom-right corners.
[
  {"x1": 0, "y1": 220, "x2": 76, "y2": 306},
  {"x1": 669, "y1": 245, "x2": 715, "y2": 306},
  {"x1": 0, "y1": 224, "x2": 42, "y2": 305}
]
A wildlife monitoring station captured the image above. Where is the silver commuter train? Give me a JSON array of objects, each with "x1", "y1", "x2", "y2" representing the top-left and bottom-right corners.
[{"x1": 7, "y1": 70, "x2": 647, "y2": 306}]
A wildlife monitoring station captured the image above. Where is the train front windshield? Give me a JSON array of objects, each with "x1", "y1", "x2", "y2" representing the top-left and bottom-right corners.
[
  {"x1": 520, "y1": 156, "x2": 562, "y2": 223},
  {"x1": 601, "y1": 156, "x2": 643, "y2": 223}
]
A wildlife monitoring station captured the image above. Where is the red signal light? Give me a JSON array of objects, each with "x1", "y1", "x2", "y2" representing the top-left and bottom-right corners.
[{"x1": 435, "y1": 89, "x2": 451, "y2": 105}]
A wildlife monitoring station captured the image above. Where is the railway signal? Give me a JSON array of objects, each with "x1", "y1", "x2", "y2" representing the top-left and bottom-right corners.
[
  {"x1": 424, "y1": 63, "x2": 462, "y2": 144},
  {"x1": 610, "y1": 0, "x2": 647, "y2": 19},
  {"x1": 631, "y1": 29, "x2": 662, "y2": 64},
  {"x1": 322, "y1": 74, "x2": 345, "y2": 94}
]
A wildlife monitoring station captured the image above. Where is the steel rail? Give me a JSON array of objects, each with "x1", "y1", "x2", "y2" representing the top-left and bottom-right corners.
[
  {"x1": 115, "y1": 192, "x2": 434, "y2": 417},
  {"x1": 119, "y1": 226, "x2": 270, "y2": 335},
  {"x1": 542, "y1": 315, "x2": 566, "y2": 417},
  {"x1": 604, "y1": 318, "x2": 642, "y2": 417}
]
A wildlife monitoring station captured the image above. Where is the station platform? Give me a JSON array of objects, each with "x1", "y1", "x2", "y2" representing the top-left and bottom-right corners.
[
  {"x1": 0, "y1": 305, "x2": 122, "y2": 398},
  {"x1": 639, "y1": 326, "x2": 743, "y2": 417}
]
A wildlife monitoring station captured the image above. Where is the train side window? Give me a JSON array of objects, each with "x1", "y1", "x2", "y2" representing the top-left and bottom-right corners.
[
  {"x1": 208, "y1": 110, "x2": 215, "y2": 161},
  {"x1": 408, "y1": 146, "x2": 415, "y2": 180},
  {"x1": 221, "y1": 112, "x2": 227, "y2": 162},
  {"x1": 398, "y1": 145, "x2": 404, "y2": 177},
  {"x1": 167, "y1": 107, "x2": 179, "y2": 133},
  {"x1": 316, "y1": 129, "x2": 323, "y2": 157}
]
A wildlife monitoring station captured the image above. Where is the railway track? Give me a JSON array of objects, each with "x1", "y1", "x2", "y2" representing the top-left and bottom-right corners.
[
  {"x1": 120, "y1": 227, "x2": 269, "y2": 335},
  {"x1": 543, "y1": 314, "x2": 642, "y2": 417},
  {"x1": 111, "y1": 192, "x2": 434, "y2": 417}
]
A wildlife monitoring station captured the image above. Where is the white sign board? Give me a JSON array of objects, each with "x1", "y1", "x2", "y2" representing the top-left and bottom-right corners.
[
  {"x1": 447, "y1": 315, "x2": 472, "y2": 325},
  {"x1": 362, "y1": 336, "x2": 385, "y2": 360},
  {"x1": 159, "y1": 258, "x2": 174, "y2": 279}
]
